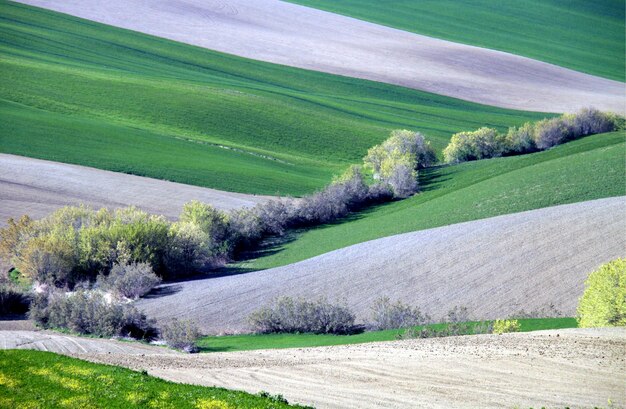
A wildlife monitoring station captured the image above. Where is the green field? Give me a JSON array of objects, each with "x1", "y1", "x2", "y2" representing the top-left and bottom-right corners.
[
  {"x1": 0, "y1": 1, "x2": 547, "y2": 196},
  {"x1": 287, "y1": 0, "x2": 625, "y2": 81},
  {"x1": 0, "y1": 350, "x2": 308, "y2": 408},
  {"x1": 239, "y1": 132, "x2": 626, "y2": 270},
  {"x1": 197, "y1": 318, "x2": 577, "y2": 352}
]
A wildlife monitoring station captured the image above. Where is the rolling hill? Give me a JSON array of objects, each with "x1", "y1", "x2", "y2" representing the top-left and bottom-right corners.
[
  {"x1": 138, "y1": 196, "x2": 625, "y2": 334},
  {"x1": 242, "y1": 132, "x2": 626, "y2": 270},
  {"x1": 0, "y1": 1, "x2": 551, "y2": 196},
  {"x1": 12, "y1": 0, "x2": 624, "y2": 114},
  {"x1": 0, "y1": 153, "x2": 270, "y2": 226},
  {"x1": 287, "y1": 0, "x2": 626, "y2": 81}
]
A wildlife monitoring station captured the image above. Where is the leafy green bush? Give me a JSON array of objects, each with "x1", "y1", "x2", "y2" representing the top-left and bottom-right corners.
[
  {"x1": 493, "y1": 319, "x2": 521, "y2": 334},
  {"x1": 577, "y1": 258, "x2": 626, "y2": 328},
  {"x1": 443, "y1": 108, "x2": 622, "y2": 163},
  {"x1": 363, "y1": 129, "x2": 435, "y2": 197},
  {"x1": 248, "y1": 296, "x2": 356, "y2": 335},
  {"x1": 443, "y1": 127, "x2": 506, "y2": 163}
]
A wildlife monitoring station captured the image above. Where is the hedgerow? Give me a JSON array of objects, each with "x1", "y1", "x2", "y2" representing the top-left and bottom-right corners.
[
  {"x1": 443, "y1": 107, "x2": 623, "y2": 163},
  {"x1": 29, "y1": 289, "x2": 155, "y2": 339},
  {"x1": 248, "y1": 297, "x2": 356, "y2": 335}
]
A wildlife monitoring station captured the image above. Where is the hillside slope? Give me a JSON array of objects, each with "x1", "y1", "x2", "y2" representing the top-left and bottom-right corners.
[
  {"x1": 287, "y1": 0, "x2": 625, "y2": 81},
  {"x1": 13, "y1": 0, "x2": 623, "y2": 113},
  {"x1": 246, "y1": 132, "x2": 626, "y2": 270},
  {"x1": 73, "y1": 329, "x2": 626, "y2": 409},
  {"x1": 3, "y1": 329, "x2": 624, "y2": 408},
  {"x1": 138, "y1": 197, "x2": 626, "y2": 334},
  {"x1": 0, "y1": 154, "x2": 270, "y2": 227},
  {"x1": 0, "y1": 1, "x2": 547, "y2": 196}
]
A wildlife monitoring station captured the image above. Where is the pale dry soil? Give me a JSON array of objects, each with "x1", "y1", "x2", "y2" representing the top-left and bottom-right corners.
[
  {"x1": 138, "y1": 197, "x2": 626, "y2": 334},
  {"x1": 0, "y1": 327, "x2": 177, "y2": 355},
  {"x1": 2, "y1": 327, "x2": 625, "y2": 408},
  {"x1": 16, "y1": 0, "x2": 624, "y2": 113},
  {"x1": 0, "y1": 153, "x2": 270, "y2": 226}
]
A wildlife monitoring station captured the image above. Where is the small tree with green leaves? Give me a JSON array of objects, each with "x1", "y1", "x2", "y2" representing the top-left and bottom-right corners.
[{"x1": 577, "y1": 259, "x2": 626, "y2": 328}]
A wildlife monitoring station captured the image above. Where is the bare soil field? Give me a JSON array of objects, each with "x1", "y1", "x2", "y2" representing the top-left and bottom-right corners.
[
  {"x1": 16, "y1": 0, "x2": 624, "y2": 113},
  {"x1": 0, "y1": 154, "x2": 270, "y2": 226},
  {"x1": 138, "y1": 197, "x2": 626, "y2": 334},
  {"x1": 3, "y1": 328, "x2": 621, "y2": 408},
  {"x1": 0, "y1": 328, "x2": 177, "y2": 355}
]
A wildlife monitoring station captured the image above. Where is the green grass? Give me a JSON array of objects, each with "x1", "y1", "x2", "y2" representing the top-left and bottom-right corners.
[
  {"x1": 197, "y1": 318, "x2": 578, "y2": 353},
  {"x1": 0, "y1": 0, "x2": 547, "y2": 196},
  {"x1": 287, "y1": 0, "x2": 625, "y2": 81},
  {"x1": 239, "y1": 132, "x2": 626, "y2": 270},
  {"x1": 0, "y1": 350, "x2": 309, "y2": 408}
]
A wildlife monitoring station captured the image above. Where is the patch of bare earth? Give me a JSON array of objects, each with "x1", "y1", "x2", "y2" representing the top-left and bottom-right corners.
[
  {"x1": 138, "y1": 197, "x2": 626, "y2": 334},
  {"x1": 0, "y1": 329, "x2": 177, "y2": 355},
  {"x1": 1, "y1": 328, "x2": 617, "y2": 409},
  {"x1": 16, "y1": 0, "x2": 624, "y2": 113},
  {"x1": 0, "y1": 154, "x2": 270, "y2": 227}
]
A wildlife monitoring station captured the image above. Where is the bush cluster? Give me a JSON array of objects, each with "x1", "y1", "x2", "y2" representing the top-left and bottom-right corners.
[
  {"x1": 0, "y1": 203, "x2": 259, "y2": 288},
  {"x1": 160, "y1": 318, "x2": 201, "y2": 353},
  {"x1": 443, "y1": 108, "x2": 622, "y2": 163},
  {"x1": 369, "y1": 297, "x2": 430, "y2": 330},
  {"x1": 1, "y1": 129, "x2": 437, "y2": 289},
  {"x1": 248, "y1": 296, "x2": 356, "y2": 335},
  {"x1": 254, "y1": 166, "x2": 392, "y2": 235},
  {"x1": 399, "y1": 321, "x2": 494, "y2": 339},
  {"x1": 577, "y1": 258, "x2": 626, "y2": 328},
  {"x1": 29, "y1": 289, "x2": 154, "y2": 339},
  {"x1": 96, "y1": 262, "x2": 161, "y2": 300},
  {"x1": 364, "y1": 130, "x2": 436, "y2": 198},
  {"x1": 492, "y1": 319, "x2": 521, "y2": 334}
]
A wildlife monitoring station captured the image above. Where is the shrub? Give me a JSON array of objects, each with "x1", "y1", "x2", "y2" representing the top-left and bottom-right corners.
[
  {"x1": 0, "y1": 215, "x2": 34, "y2": 267},
  {"x1": 386, "y1": 164, "x2": 418, "y2": 199},
  {"x1": 533, "y1": 116, "x2": 575, "y2": 149},
  {"x1": 179, "y1": 201, "x2": 232, "y2": 257},
  {"x1": 492, "y1": 319, "x2": 521, "y2": 334},
  {"x1": 571, "y1": 107, "x2": 617, "y2": 136},
  {"x1": 505, "y1": 122, "x2": 536, "y2": 154},
  {"x1": 160, "y1": 318, "x2": 201, "y2": 353},
  {"x1": 443, "y1": 108, "x2": 622, "y2": 162},
  {"x1": 29, "y1": 289, "x2": 154, "y2": 339},
  {"x1": 364, "y1": 130, "x2": 434, "y2": 197},
  {"x1": 166, "y1": 221, "x2": 213, "y2": 276},
  {"x1": 512, "y1": 303, "x2": 562, "y2": 318},
  {"x1": 248, "y1": 296, "x2": 356, "y2": 335},
  {"x1": 255, "y1": 198, "x2": 296, "y2": 236},
  {"x1": 577, "y1": 258, "x2": 626, "y2": 328},
  {"x1": 17, "y1": 233, "x2": 78, "y2": 286},
  {"x1": 446, "y1": 305, "x2": 470, "y2": 323},
  {"x1": 228, "y1": 208, "x2": 263, "y2": 250},
  {"x1": 97, "y1": 262, "x2": 161, "y2": 300},
  {"x1": 106, "y1": 207, "x2": 170, "y2": 273},
  {"x1": 397, "y1": 320, "x2": 493, "y2": 340},
  {"x1": 443, "y1": 127, "x2": 506, "y2": 163},
  {"x1": 0, "y1": 284, "x2": 31, "y2": 316},
  {"x1": 369, "y1": 297, "x2": 429, "y2": 330}
]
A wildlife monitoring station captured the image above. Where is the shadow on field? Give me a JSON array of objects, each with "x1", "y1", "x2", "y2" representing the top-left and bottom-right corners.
[
  {"x1": 143, "y1": 284, "x2": 184, "y2": 299},
  {"x1": 418, "y1": 165, "x2": 450, "y2": 192}
]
